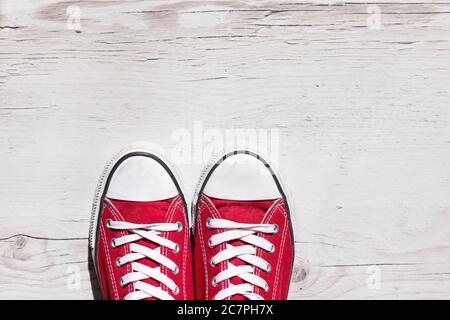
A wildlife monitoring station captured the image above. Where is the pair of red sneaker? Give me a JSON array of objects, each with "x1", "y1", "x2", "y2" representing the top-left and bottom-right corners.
[{"x1": 89, "y1": 145, "x2": 295, "y2": 300}]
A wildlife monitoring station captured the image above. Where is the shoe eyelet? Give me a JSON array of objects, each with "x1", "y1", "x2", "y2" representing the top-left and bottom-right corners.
[
  {"x1": 264, "y1": 283, "x2": 269, "y2": 293},
  {"x1": 172, "y1": 266, "x2": 179, "y2": 275},
  {"x1": 212, "y1": 277, "x2": 218, "y2": 288},
  {"x1": 111, "y1": 238, "x2": 117, "y2": 248},
  {"x1": 173, "y1": 244, "x2": 180, "y2": 254},
  {"x1": 206, "y1": 218, "x2": 212, "y2": 229},
  {"x1": 176, "y1": 222, "x2": 183, "y2": 232},
  {"x1": 208, "y1": 239, "x2": 214, "y2": 248},
  {"x1": 273, "y1": 224, "x2": 279, "y2": 234},
  {"x1": 210, "y1": 260, "x2": 217, "y2": 267},
  {"x1": 119, "y1": 277, "x2": 125, "y2": 288},
  {"x1": 268, "y1": 244, "x2": 275, "y2": 254},
  {"x1": 172, "y1": 286, "x2": 180, "y2": 295},
  {"x1": 115, "y1": 258, "x2": 121, "y2": 268},
  {"x1": 265, "y1": 264, "x2": 272, "y2": 273},
  {"x1": 106, "y1": 219, "x2": 112, "y2": 229}
]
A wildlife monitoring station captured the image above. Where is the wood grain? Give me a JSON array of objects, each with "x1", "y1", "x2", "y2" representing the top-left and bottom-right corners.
[{"x1": 1, "y1": 0, "x2": 449, "y2": 299}]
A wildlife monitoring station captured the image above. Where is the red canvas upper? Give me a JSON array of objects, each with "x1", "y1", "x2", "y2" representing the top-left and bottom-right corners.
[
  {"x1": 95, "y1": 195, "x2": 194, "y2": 300},
  {"x1": 194, "y1": 194, "x2": 294, "y2": 300}
]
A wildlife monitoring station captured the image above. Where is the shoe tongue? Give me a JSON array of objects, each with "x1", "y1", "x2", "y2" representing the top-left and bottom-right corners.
[
  {"x1": 107, "y1": 197, "x2": 174, "y2": 224},
  {"x1": 208, "y1": 196, "x2": 278, "y2": 300},
  {"x1": 208, "y1": 197, "x2": 276, "y2": 224},
  {"x1": 107, "y1": 196, "x2": 178, "y2": 300}
]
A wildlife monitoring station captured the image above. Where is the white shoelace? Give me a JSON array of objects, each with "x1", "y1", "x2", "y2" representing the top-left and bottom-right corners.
[
  {"x1": 206, "y1": 218, "x2": 278, "y2": 300},
  {"x1": 106, "y1": 219, "x2": 182, "y2": 300}
]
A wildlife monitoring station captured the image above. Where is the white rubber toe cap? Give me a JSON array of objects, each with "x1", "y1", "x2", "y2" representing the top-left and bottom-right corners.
[
  {"x1": 203, "y1": 153, "x2": 281, "y2": 201},
  {"x1": 106, "y1": 155, "x2": 179, "y2": 202}
]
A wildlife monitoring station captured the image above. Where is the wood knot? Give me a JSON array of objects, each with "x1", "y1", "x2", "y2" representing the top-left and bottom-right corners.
[
  {"x1": 14, "y1": 235, "x2": 27, "y2": 249},
  {"x1": 291, "y1": 258, "x2": 311, "y2": 283}
]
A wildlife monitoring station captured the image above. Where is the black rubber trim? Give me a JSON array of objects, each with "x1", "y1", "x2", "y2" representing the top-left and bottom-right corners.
[
  {"x1": 193, "y1": 150, "x2": 296, "y2": 297},
  {"x1": 92, "y1": 151, "x2": 189, "y2": 297}
]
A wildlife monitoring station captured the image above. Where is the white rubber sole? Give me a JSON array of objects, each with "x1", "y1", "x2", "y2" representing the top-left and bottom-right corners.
[
  {"x1": 191, "y1": 149, "x2": 298, "y2": 242},
  {"x1": 88, "y1": 142, "x2": 188, "y2": 256}
]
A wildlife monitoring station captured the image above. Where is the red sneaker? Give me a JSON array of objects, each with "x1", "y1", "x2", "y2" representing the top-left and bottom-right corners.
[
  {"x1": 192, "y1": 150, "x2": 295, "y2": 300},
  {"x1": 90, "y1": 146, "x2": 194, "y2": 300}
]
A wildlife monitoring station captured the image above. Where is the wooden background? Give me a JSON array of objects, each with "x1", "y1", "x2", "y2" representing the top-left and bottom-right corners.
[{"x1": 1, "y1": 0, "x2": 450, "y2": 299}]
